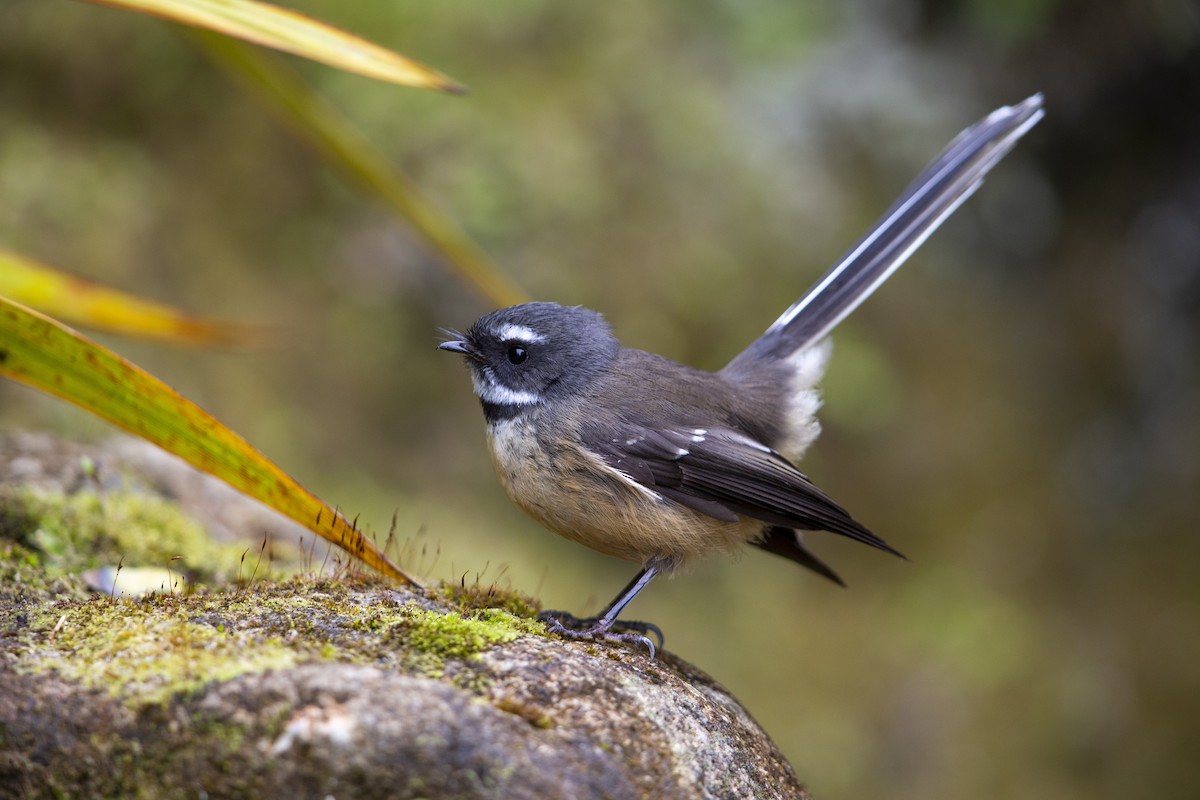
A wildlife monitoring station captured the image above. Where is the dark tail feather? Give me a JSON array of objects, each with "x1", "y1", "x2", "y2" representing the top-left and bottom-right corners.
[
  {"x1": 730, "y1": 94, "x2": 1044, "y2": 369},
  {"x1": 753, "y1": 526, "x2": 847, "y2": 587}
]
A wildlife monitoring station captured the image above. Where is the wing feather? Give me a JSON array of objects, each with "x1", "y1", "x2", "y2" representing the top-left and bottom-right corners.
[{"x1": 586, "y1": 423, "x2": 901, "y2": 556}]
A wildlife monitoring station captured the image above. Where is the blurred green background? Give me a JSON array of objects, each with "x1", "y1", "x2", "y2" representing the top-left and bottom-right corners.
[{"x1": 3, "y1": 1, "x2": 1199, "y2": 797}]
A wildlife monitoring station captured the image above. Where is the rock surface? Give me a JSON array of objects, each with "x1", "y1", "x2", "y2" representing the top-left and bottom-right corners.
[{"x1": 0, "y1": 433, "x2": 808, "y2": 799}]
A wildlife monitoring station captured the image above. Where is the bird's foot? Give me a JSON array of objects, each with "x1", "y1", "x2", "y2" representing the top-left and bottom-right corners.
[{"x1": 537, "y1": 610, "x2": 663, "y2": 658}]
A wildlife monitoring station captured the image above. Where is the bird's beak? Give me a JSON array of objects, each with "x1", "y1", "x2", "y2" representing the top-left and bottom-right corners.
[{"x1": 438, "y1": 339, "x2": 479, "y2": 358}]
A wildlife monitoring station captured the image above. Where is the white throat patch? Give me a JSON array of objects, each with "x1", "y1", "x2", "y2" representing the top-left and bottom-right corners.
[{"x1": 472, "y1": 368, "x2": 541, "y2": 407}]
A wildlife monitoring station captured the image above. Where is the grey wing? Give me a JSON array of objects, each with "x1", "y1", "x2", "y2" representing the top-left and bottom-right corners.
[{"x1": 585, "y1": 423, "x2": 901, "y2": 557}]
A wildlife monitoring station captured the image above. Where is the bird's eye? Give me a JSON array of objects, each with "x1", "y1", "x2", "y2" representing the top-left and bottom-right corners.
[{"x1": 506, "y1": 345, "x2": 528, "y2": 365}]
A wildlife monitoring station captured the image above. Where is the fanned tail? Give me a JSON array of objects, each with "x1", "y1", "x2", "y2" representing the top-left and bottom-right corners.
[{"x1": 729, "y1": 94, "x2": 1044, "y2": 371}]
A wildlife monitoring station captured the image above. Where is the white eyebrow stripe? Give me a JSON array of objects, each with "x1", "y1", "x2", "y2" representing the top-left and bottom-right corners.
[{"x1": 496, "y1": 324, "x2": 546, "y2": 344}]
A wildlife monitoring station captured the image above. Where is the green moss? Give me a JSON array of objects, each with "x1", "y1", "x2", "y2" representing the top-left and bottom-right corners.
[
  {"x1": 4, "y1": 571, "x2": 546, "y2": 710},
  {"x1": 2, "y1": 486, "x2": 256, "y2": 583},
  {"x1": 436, "y1": 581, "x2": 542, "y2": 619},
  {"x1": 301, "y1": 577, "x2": 547, "y2": 661},
  {"x1": 0, "y1": 539, "x2": 89, "y2": 605},
  {"x1": 0, "y1": 489, "x2": 40, "y2": 543},
  {"x1": 400, "y1": 606, "x2": 542, "y2": 659},
  {"x1": 2, "y1": 483, "x2": 549, "y2": 712},
  {"x1": 16, "y1": 594, "x2": 301, "y2": 707}
]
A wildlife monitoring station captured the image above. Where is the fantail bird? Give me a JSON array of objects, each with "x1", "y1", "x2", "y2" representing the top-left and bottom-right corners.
[{"x1": 439, "y1": 95, "x2": 1044, "y2": 655}]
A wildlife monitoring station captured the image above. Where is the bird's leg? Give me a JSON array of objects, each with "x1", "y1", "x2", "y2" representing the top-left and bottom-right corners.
[{"x1": 539, "y1": 562, "x2": 665, "y2": 656}]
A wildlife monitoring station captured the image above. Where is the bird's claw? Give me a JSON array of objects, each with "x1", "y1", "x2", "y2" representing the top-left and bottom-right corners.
[{"x1": 538, "y1": 611, "x2": 662, "y2": 658}]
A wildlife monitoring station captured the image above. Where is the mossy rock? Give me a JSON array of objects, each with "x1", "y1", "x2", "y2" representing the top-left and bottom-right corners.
[{"x1": 0, "y1": 433, "x2": 807, "y2": 799}]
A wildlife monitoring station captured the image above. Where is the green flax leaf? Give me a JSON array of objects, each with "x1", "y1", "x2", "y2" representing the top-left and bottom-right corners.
[{"x1": 197, "y1": 32, "x2": 530, "y2": 309}]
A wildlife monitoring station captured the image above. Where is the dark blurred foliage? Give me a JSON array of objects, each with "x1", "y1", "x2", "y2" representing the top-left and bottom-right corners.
[{"x1": 2, "y1": 0, "x2": 1198, "y2": 796}]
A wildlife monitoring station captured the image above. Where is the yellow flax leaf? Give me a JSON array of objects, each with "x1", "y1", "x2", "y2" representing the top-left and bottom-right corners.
[
  {"x1": 76, "y1": 0, "x2": 466, "y2": 93},
  {"x1": 0, "y1": 295, "x2": 418, "y2": 586},
  {"x1": 0, "y1": 250, "x2": 262, "y2": 346}
]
